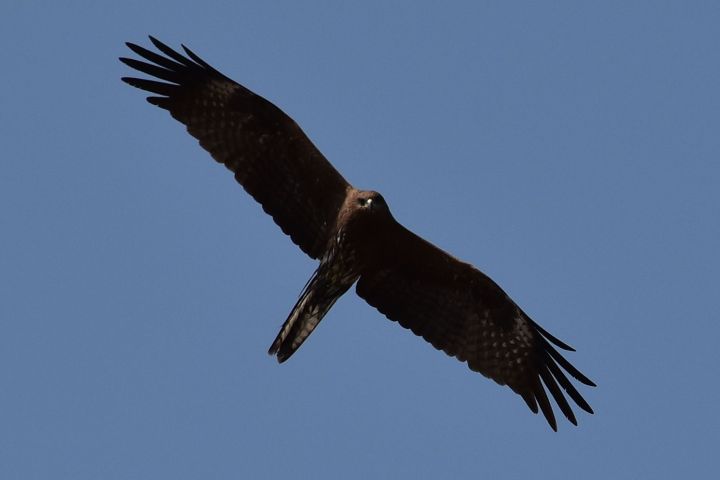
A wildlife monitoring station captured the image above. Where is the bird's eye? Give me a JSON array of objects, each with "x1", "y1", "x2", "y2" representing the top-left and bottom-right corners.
[{"x1": 358, "y1": 198, "x2": 368, "y2": 206}]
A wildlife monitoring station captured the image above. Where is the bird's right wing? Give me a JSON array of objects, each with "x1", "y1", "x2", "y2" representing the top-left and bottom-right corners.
[
  {"x1": 355, "y1": 224, "x2": 595, "y2": 430},
  {"x1": 120, "y1": 37, "x2": 351, "y2": 259}
]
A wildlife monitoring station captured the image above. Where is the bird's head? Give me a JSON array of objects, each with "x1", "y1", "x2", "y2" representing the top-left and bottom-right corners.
[
  {"x1": 355, "y1": 191, "x2": 388, "y2": 213},
  {"x1": 342, "y1": 189, "x2": 394, "y2": 230}
]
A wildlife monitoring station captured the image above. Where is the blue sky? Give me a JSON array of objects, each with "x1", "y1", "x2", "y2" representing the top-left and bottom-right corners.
[{"x1": 2, "y1": 1, "x2": 719, "y2": 478}]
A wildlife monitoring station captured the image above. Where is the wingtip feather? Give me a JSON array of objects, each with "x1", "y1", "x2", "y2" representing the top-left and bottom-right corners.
[
  {"x1": 528, "y1": 317, "x2": 575, "y2": 351},
  {"x1": 540, "y1": 364, "x2": 577, "y2": 426}
]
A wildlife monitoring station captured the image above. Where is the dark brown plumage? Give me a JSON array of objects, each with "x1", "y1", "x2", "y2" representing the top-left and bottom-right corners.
[{"x1": 120, "y1": 37, "x2": 595, "y2": 430}]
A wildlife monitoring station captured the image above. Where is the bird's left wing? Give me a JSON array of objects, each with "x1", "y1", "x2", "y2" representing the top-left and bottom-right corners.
[
  {"x1": 120, "y1": 37, "x2": 351, "y2": 259},
  {"x1": 355, "y1": 224, "x2": 595, "y2": 430}
]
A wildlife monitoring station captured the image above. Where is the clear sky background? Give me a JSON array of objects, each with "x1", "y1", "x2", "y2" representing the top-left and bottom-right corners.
[{"x1": 2, "y1": 1, "x2": 719, "y2": 478}]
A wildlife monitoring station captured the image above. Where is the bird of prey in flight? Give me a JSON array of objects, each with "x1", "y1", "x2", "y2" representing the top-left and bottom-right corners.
[{"x1": 120, "y1": 37, "x2": 595, "y2": 430}]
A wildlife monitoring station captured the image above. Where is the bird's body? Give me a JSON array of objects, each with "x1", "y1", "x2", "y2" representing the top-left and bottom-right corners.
[
  {"x1": 271, "y1": 189, "x2": 396, "y2": 361},
  {"x1": 121, "y1": 37, "x2": 595, "y2": 430}
]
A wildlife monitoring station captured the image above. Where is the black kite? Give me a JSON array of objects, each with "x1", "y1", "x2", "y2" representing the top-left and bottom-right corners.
[{"x1": 120, "y1": 37, "x2": 595, "y2": 430}]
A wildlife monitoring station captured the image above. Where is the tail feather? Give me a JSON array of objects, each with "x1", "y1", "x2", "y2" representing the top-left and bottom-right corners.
[{"x1": 268, "y1": 270, "x2": 350, "y2": 363}]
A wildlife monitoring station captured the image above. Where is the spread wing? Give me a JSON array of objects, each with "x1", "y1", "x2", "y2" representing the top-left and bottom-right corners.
[
  {"x1": 120, "y1": 37, "x2": 351, "y2": 259},
  {"x1": 355, "y1": 224, "x2": 595, "y2": 430}
]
